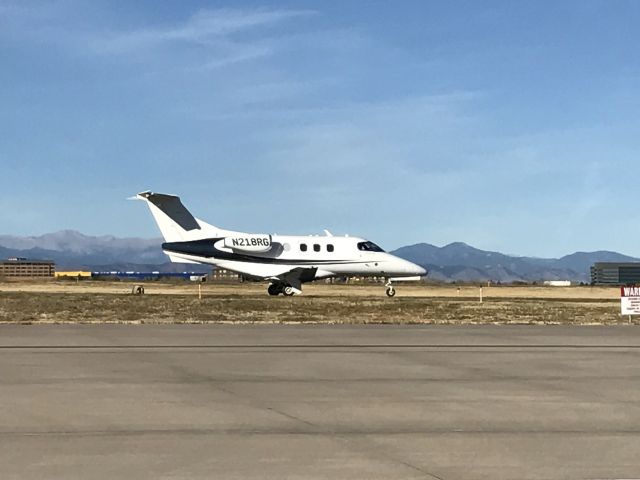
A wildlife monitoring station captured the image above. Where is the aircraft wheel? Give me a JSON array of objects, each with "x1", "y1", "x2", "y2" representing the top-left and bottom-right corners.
[
  {"x1": 268, "y1": 284, "x2": 282, "y2": 296},
  {"x1": 386, "y1": 286, "x2": 396, "y2": 297},
  {"x1": 283, "y1": 286, "x2": 295, "y2": 296}
]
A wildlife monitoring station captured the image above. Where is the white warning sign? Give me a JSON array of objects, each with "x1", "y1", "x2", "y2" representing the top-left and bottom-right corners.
[{"x1": 620, "y1": 286, "x2": 640, "y2": 315}]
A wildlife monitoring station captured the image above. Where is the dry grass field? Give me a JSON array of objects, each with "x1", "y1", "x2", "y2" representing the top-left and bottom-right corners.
[{"x1": 0, "y1": 280, "x2": 630, "y2": 325}]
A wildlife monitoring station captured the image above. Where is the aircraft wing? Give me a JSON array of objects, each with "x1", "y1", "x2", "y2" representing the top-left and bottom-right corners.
[
  {"x1": 212, "y1": 261, "x2": 317, "y2": 288},
  {"x1": 274, "y1": 267, "x2": 318, "y2": 290}
]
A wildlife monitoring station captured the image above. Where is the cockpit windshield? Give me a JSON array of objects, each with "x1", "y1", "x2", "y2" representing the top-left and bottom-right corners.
[{"x1": 357, "y1": 241, "x2": 385, "y2": 252}]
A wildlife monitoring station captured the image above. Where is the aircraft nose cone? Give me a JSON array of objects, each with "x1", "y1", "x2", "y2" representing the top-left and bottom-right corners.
[
  {"x1": 385, "y1": 255, "x2": 427, "y2": 277},
  {"x1": 399, "y1": 259, "x2": 426, "y2": 276},
  {"x1": 407, "y1": 262, "x2": 426, "y2": 276},
  {"x1": 415, "y1": 264, "x2": 427, "y2": 276}
]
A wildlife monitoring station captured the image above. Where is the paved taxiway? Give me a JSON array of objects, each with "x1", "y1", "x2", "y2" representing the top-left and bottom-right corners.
[{"x1": 1, "y1": 325, "x2": 639, "y2": 479}]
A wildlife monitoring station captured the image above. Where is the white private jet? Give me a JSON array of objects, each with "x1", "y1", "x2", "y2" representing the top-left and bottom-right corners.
[{"x1": 134, "y1": 191, "x2": 426, "y2": 297}]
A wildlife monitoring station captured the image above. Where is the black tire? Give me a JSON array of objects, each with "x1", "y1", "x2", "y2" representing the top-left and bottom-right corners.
[
  {"x1": 267, "y1": 284, "x2": 281, "y2": 296},
  {"x1": 386, "y1": 287, "x2": 396, "y2": 297}
]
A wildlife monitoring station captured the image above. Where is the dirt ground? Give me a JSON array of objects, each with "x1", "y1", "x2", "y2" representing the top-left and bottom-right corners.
[
  {"x1": 0, "y1": 280, "x2": 629, "y2": 325},
  {"x1": 0, "y1": 279, "x2": 621, "y2": 299}
]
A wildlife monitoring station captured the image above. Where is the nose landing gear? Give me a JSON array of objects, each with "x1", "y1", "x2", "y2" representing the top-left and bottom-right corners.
[{"x1": 385, "y1": 279, "x2": 396, "y2": 297}]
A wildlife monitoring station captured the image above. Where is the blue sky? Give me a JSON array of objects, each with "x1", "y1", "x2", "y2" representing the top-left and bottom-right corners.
[{"x1": 1, "y1": 0, "x2": 640, "y2": 257}]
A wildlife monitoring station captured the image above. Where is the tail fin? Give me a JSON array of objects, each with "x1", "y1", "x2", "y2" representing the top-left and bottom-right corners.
[{"x1": 134, "y1": 191, "x2": 210, "y2": 242}]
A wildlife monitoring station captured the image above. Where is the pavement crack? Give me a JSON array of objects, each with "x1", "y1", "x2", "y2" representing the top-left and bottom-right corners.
[
  {"x1": 389, "y1": 458, "x2": 445, "y2": 480},
  {"x1": 263, "y1": 406, "x2": 318, "y2": 428},
  {"x1": 332, "y1": 433, "x2": 445, "y2": 480}
]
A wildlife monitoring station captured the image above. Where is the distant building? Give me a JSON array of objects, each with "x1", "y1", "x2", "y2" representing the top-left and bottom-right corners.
[
  {"x1": 55, "y1": 271, "x2": 92, "y2": 278},
  {"x1": 91, "y1": 271, "x2": 211, "y2": 280},
  {"x1": 55, "y1": 268, "x2": 239, "y2": 282},
  {"x1": 543, "y1": 280, "x2": 572, "y2": 287},
  {"x1": 210, "y1": 268, "x2": 241, "y2": 281},
  {"x1": 591, "y1": 263, "x2": 640, "y2": 285},
  {"x1": 1, "y1": 258, "x2": 55, "y2": 278}
]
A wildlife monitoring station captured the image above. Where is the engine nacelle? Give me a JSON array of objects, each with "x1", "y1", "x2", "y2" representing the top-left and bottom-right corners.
[{"x1": 223, "y1": 234, "x2": 272, "y2": 253}]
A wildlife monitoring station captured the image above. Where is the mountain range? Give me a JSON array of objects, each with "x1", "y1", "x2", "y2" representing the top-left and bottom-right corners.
[
  {"x1": 393, "y1": 242, "x2": 639, "y2": 283},
  {"x1": 1, "y1": 230, "x2": 638, "y2": 282},
  {"x1": 0, "y1": 230, "x2": 208, "y2": 273}
]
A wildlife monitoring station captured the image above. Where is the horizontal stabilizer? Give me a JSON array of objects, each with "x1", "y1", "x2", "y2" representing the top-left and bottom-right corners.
[{"x1": 167, "y1": 254, "x2": 198, "y2": 264}]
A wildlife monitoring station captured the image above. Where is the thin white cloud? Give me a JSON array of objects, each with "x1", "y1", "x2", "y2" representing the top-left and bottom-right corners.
[
  {"x1": 197, "y1": 43, "x2": 273, "y2": 70},
  {"x1": 91, "y1": 8, "x2": 316, "y2": 55},
  {"x1": 0, "y1": 4, "x2": 315, "y2": 71}
]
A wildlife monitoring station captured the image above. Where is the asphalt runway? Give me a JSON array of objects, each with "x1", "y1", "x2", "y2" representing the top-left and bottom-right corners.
[{"x1": 1, "y1": 325, "x2": 639, "y2": 479}]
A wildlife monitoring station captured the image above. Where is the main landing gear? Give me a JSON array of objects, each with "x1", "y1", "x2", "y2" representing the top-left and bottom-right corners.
[
  {"x1": 267, "y1": 283, "x2": 296, "y2": 296},
  {"x1": 385, "y1": 279, "x2": 396, "y2": 298}
]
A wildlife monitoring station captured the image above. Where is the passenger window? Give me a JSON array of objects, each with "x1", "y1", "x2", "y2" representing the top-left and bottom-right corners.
[
  {"x1": 313, "y1": 244, "x2": 320, "y2": 252},
  {"x1": 327, "y1": 244, "x2": 334, "y2": 252},
  {"x1": 300, "y1": 243, "x2": 307, "y2": 252}
]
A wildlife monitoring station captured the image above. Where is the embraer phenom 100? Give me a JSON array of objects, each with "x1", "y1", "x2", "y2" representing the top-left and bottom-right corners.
[{"x1": 134, "y1": 191, "x2": 426, "y2": 297}]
